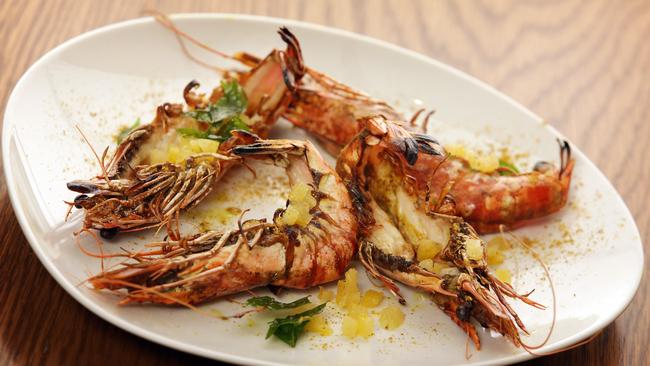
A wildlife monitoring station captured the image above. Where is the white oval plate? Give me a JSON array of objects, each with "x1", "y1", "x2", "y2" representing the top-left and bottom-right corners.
[{"x1": 3, "y1": 14, "x2": 644, "y2": 366}]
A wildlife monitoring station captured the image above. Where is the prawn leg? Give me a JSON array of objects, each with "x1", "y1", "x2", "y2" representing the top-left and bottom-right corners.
[
  {"x1": 89, "y1": 137, "x2": 357, "y2": 304},
  {"x1": 68, "y1": 28, "x2": 306, "y2": 237},
  {"x1": 336, "y1": 116, "x2": 549, "y2": 348}
]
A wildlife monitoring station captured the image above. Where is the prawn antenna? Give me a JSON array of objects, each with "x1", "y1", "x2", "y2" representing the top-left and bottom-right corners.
[
  {"x1": 146, "y1": 10, "x2": 243, "y2": 72},
  {"x1": 75, "y1": 125, "x2": 110, "y2": 182},
  {"x1": 498, "y1": 225, "x2": 557, "y2": 353}
]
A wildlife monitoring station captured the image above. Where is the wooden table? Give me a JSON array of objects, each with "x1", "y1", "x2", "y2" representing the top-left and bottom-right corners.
[{"x1": 1, "y1": 1, "x2": 647, "y2": 365}]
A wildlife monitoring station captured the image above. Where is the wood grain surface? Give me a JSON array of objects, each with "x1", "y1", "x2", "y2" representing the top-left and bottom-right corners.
[{"x1": 1, "y1": 0, "x2": 648, "y2": 365}]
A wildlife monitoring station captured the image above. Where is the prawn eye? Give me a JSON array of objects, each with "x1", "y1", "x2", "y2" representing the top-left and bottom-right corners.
[
  {"x1": 67, "y1": 181, "x2": 98, "y2": 194},
  {"x1": 413, "y1": 134, "x2": 444, "y2": 156},
  {"x1": 456, "y1": 301, "x2": 473, "y2": 321},
  {"x1": 73, "y1": 194, "x2": 89, "y2": 209},
  {"x1": 403, "y1": 137, "x2": 419, "y2": 165},
  {"x1": 100, "y1": 227, "x2": 119, "y2": 239}
]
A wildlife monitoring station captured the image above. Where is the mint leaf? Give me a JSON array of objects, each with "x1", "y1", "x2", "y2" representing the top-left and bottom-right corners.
[
  {"x1": 245, "y1": 296, "x2": 311, "y2": 310},
  {"x1": 498, "y1": 159, "x2": 520, "y2": 175},
  {"x1": 211, "y1": 79, "x2": 248, "y2": 120},
  {"x1": 176, "y1": 128, "x2": 222, "y2": 141},
  {"x1": 183, "y1": 80, "x2": 250, "y2": 141},
  {"x1": 265, "y1": 303, "x2": 327, "y2": 347},
  {"x1": 185, "y1": 80, "x2": 248, "y2": 123}
]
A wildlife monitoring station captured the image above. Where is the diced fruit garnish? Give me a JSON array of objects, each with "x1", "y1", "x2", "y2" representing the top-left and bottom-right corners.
[
  {"x1": 486, "y1": 244, "x2": 504, "y2": 266},
  {"x1": 288, "y1": 183, "x2": 316, "y2": 205},
  {"x1": 419, "y1": 259, "x2": 434, "y2": 272},
  {"x1": 318, "y1": 287, "x2": 334, "y2": 302},
  {"x1": 495, "y1": 268, "x2": 512, "y2": 283},
  {"x1": 151, "y1": 138, "x2": 205, "y2": 165},
  {"x1": 280, "y1": 206, "x2": 300, "y2": 226},
  {"x1": 167, "y1": 146, "x2": 181, "y2": 163},
  {"x1": 488, "y1": 236, "x2": 511, "y2": 250},
  {"x1": 420, "y1": 259, "x2": 449, "y2": 274},
  {"x1": 445, "y1": 144, "x2": 467, "y2": 159},
  {"x1": 148, "y1": 148, "x2": 167, "y2": 165},
  {"x1": 432, "y1": 262, "x2": 448, "y2": 273},
  {"x1": 347, "y1": 304, "x2": 369, "y2": 318},
  {"x1": 445, "y1": 143, "x2": 500, "y2": 173},
  {"x1": 356, "y1": 316, "x2": 374, "y2": 338},
  {"x1": 334, "y1": 268, "x2": 403, "y2": 339},
  {"x1": 416, "y1": 239, "x2": 442, "y2": 261},
  {"x1": 304, "y1": 314, "x2": 332, "y2": 336},
  {"x1": 335, "y1": 269, "x2": 361, "y2": 310},
  {"x1": 278, "y1": 183, "x2": 316, "y2": 227},
  {"x1": 341, "y1": 316, "x2": 358, "y2": 339},
  {"x1": 189, "y1": 138, "x2": 220, "y2": 153},
  {"x1": 341, "y1": 314, "x2": 374, "y2": 339},
  {"x1": 471, "y1": 154, "x2": 499, "y2": 172},
  {"x1": 378, "y1": 305, "x2": 405, "y2": 330},
  {"x1": 465, "y1": 238, "x2": 484, "y2": 261},
  {"x1": 361, "y1": 290, "x2": 384, "y2": 308}
]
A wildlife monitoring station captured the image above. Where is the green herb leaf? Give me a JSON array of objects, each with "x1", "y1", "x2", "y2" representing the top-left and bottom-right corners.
[
  {"x1": 212, "y1": 79, "x2": 248, "y2": 119},
  {"x1": 185, "y1": 109, "x2": 213, "y2": 123},
  {"x1": 183, "y1": 80, "x2": 250, "y2": 141},
  {"x1": 185, "y1": 80, "x2": 248, "y2": 123},
  {"x1": 219, "y1": 115, "x2": 250, "y2": 135},
  {"x1": 265, "y1": 303, "x2": 327, "y2": 347},
  {"x1": 245, "y1": 296, "x2": 311, "y2": 310},
  {"x1": 176, "y1": 128, "x2": 222, "y2": 141},
  {"x1": 115, "y1": 118, "x2": 141, "y2": 144},
  {"x1": 498, "y1": 159, "x2": 520, "y2": 175}
]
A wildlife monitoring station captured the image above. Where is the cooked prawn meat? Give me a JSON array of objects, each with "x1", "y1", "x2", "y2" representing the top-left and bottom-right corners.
[
  {"x1": 67, "y1": 28, "x2": 306, "y2": 237},
  {"x1": 64, "y1": 23, "x2": 573, "y2": 352},
  {"x1": 337, "y1": 117, "x2": 551, "y2": 348},
  {"x1": 90, "y1": 137, "x2": 357, "y2": 304}
]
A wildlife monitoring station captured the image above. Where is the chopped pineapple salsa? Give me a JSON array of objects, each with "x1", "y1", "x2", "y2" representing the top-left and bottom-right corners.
[
  {"x1": 335, "y1": 268, "x2": 361, "y2": 309},
  {"x1": 360, "y1": 290, "x2": 384, "y2": 308},
  {"x1": 495, "y1": 268, "x2": 512, "y2": 283},
  {"x1": 418, "y1": 259, "x2": 448, "y2": 273},
  {"x1": 465, "y1": 238, "x2": 484, "y2": 261},
  {"x1": 330, "y1": 268, "x2": 405, "y2": 339},
  {"x1": 378, "y1": 306, "x2": 405, "y2": 330},
  {"x1": 149, "y1": 136, "x2": 220, "y2": 164},
  {"x1": 445, "y1": 143, "x2": 499, "y2": 173},
  {"x1": 486, "y1": 236, "x2": 513, "y2": 283},
  {"x1": 342, "y1": 314, "x2": 374, "y2": 339},
  {"x1": 305, "y1": 314, "x2": 333, "y2": 336},
  {"x1": 278, "y1": 183, "x2": 317, "y2": 227},
  {"x1": 318, "y1": 286, "x2": 335, "y2": 302},
  {"x1": 416, "y1": 239, "x2": 442, "y2": 261}
]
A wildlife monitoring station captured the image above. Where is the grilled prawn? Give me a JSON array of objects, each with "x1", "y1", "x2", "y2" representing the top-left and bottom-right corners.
[
  {"x1": 90, "y1": 136, "x2": 357, "y2": 304},
  {"x1": 111, "y1": 18, "x2": 574, "y2": 234},
  {"x1": 336, "y1": 117, "x2": 553, "y2": 348},
  {"x1": 267, "y1": 35, "x2": 574, "y2": 232},
  {"x1": 343, "y1": 117, "x2": 574, "y2": 234},
  {"x1": 282, "y1": 68, "x2": 402, "y2": 155},
  {"x1": 67, "y1": 28, "x2": 306, "y2": 238},
  {"x1": 291, "y1": 94, "x2": 573, "y2": 232}
]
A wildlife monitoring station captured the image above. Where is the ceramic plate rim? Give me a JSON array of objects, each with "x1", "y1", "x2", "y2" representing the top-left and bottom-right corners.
[{"x1": 2, "y1": 13, "x2": 644, "y2": 366}]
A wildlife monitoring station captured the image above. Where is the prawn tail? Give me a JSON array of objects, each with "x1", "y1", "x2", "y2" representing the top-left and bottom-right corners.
[
  {"x1": 558, "y1": 139, "x2": 575, "y2": 184},
  {"x1": 277, "y1": 27, "x2": 306, "y2": 90}
]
